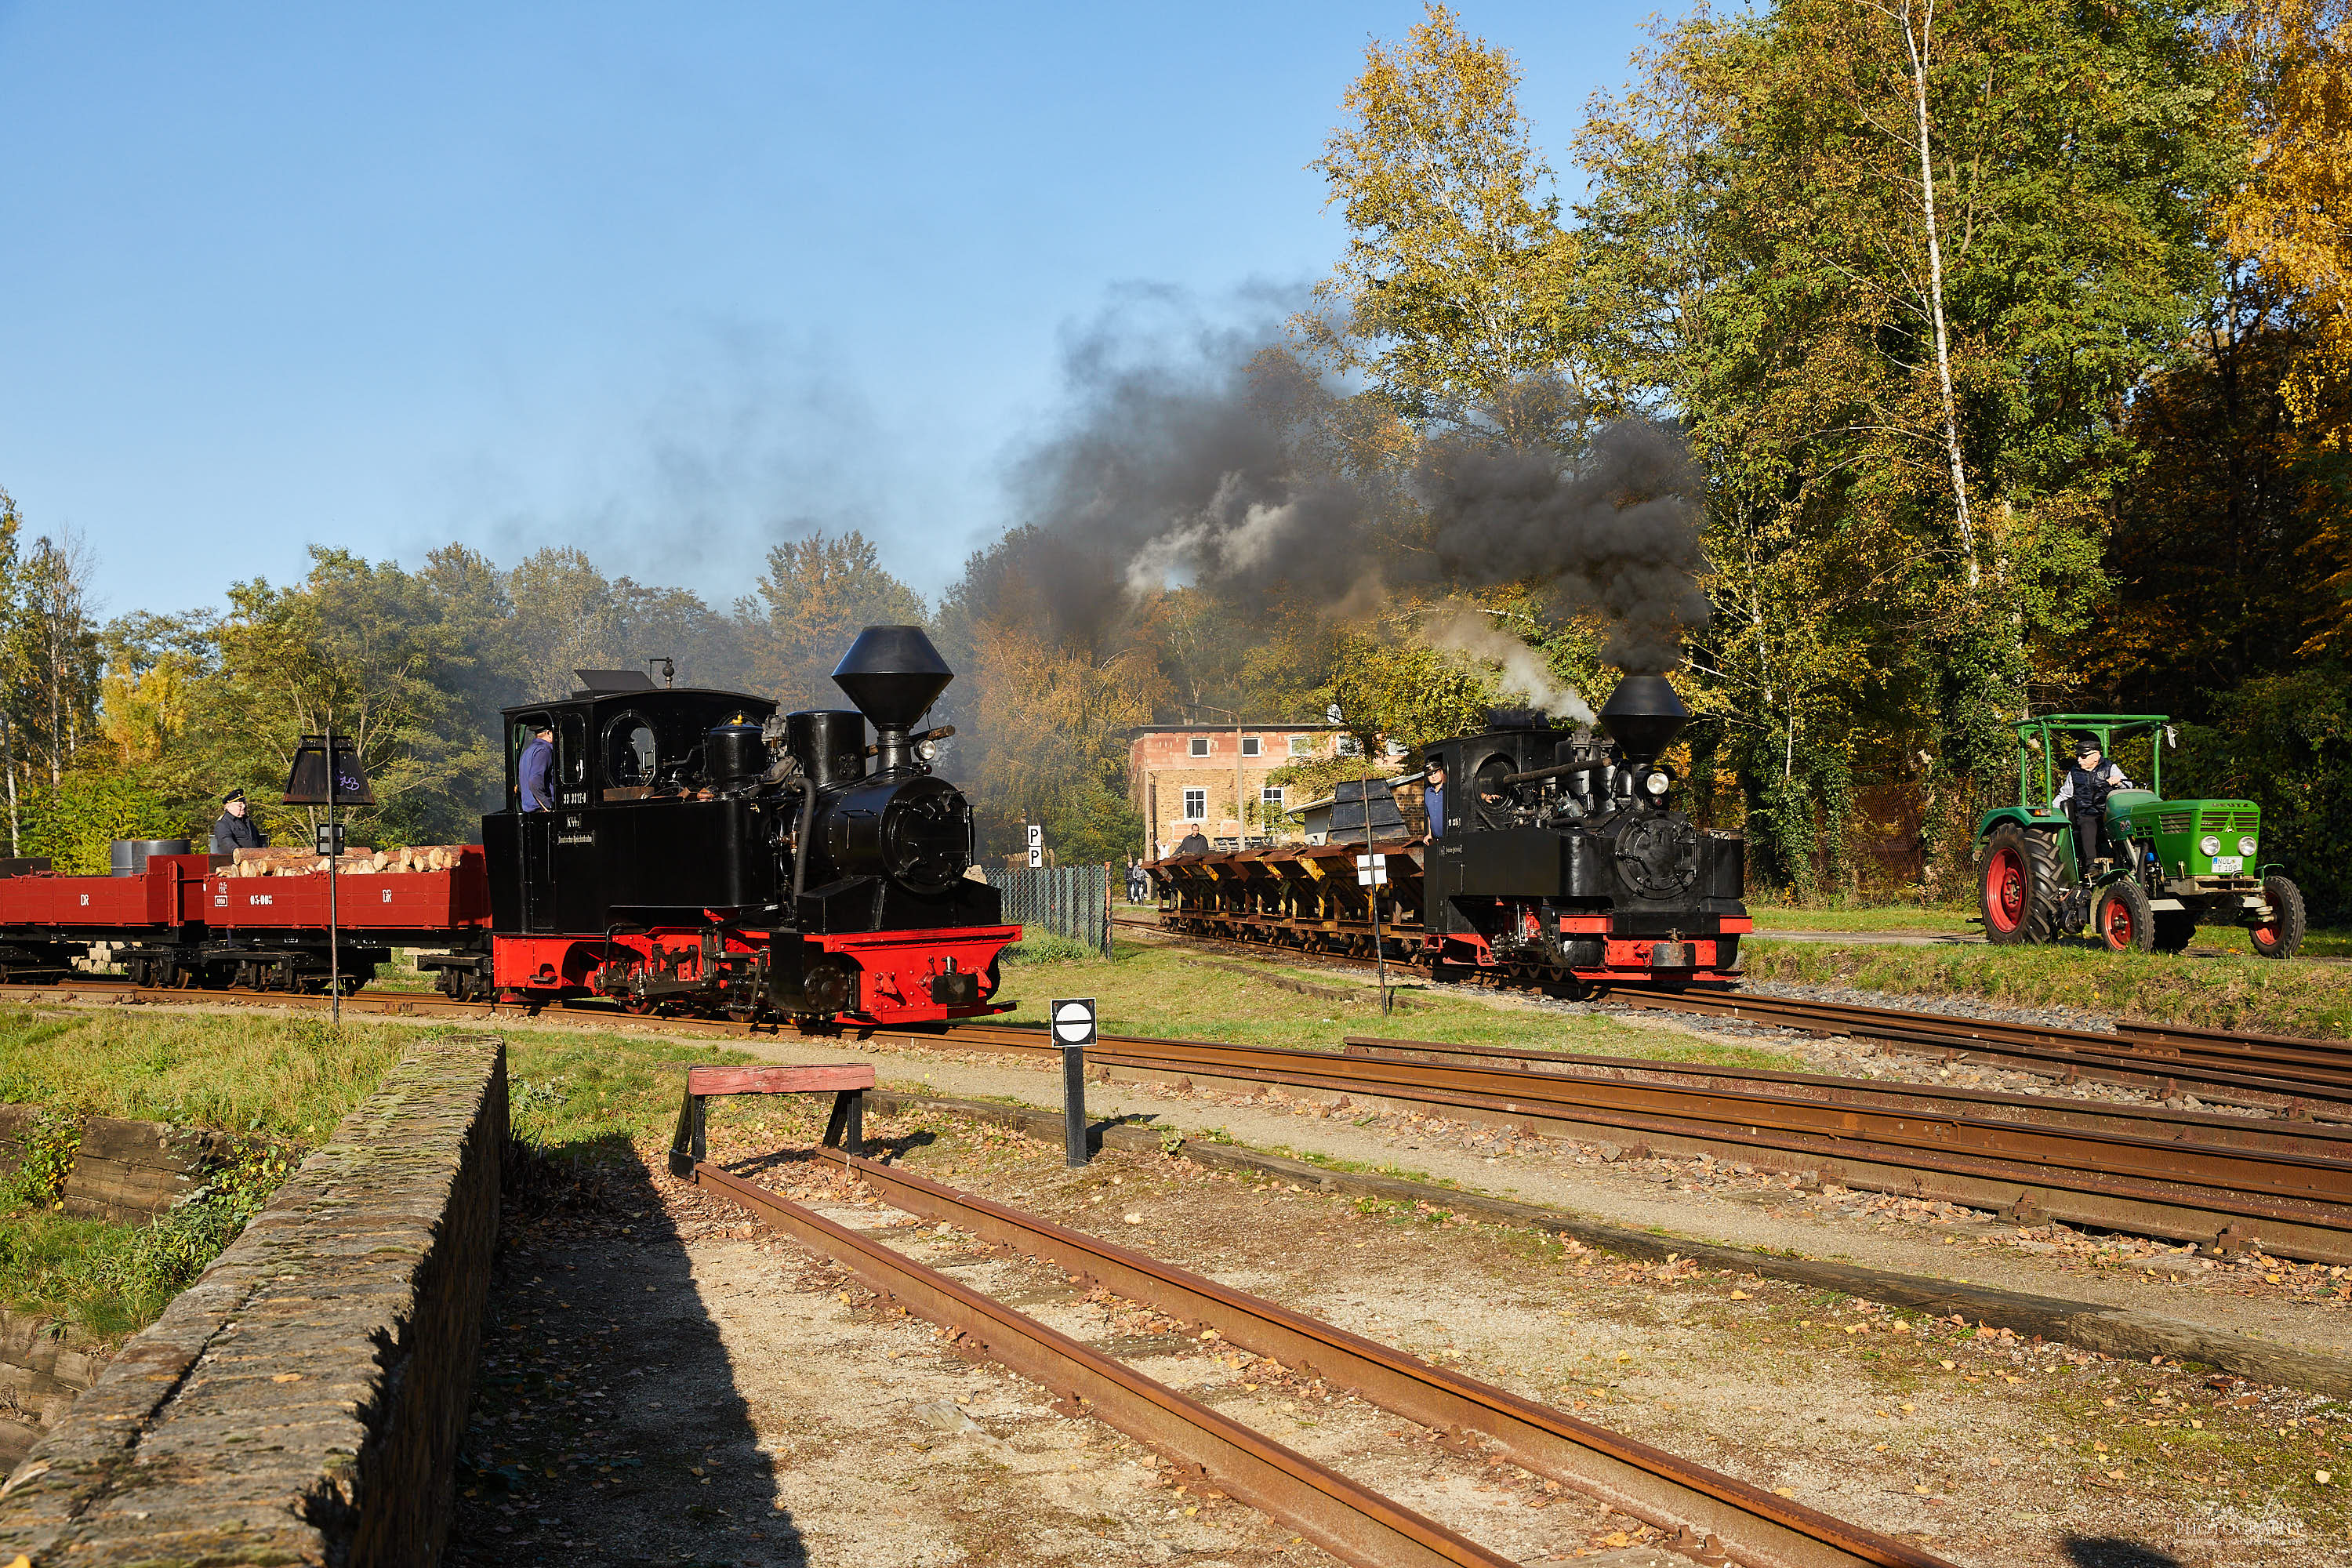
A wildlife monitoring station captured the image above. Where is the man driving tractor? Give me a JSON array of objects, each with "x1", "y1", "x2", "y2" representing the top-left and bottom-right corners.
[{"x1": 2052, "y1": 737, "x2": 2132, "y2": 873}]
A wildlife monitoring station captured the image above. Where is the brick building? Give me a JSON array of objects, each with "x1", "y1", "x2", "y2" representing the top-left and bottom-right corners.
[{"x1": 1128, "y1": 723, "x2": 1352, "y2": 858}]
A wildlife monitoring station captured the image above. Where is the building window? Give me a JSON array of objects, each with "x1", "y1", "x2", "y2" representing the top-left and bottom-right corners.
[
  {"x1": 1337, "y1": 735, "x2": 1361, "y2": 757},
  {"x1": 1241, "y1": 735, "x2": 1261, "y2": 757},
  {"x1": 1189, "y1": 736, "x2": 1210, "y2": 757},
  {"x1": 1261, "y1": 786, "x2": 1284, "y2": 808},
  {"x1": 1288, "y1": 734, "x2": 1312, "y2": 756},
  {"x1": 1182, "y1": 788, "x2": 1207, "y2": 820}
]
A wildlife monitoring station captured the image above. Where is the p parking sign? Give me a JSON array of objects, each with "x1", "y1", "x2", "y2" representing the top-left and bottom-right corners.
[{"x1": 1027, "y1": 822, "x2": 1044, "y2": 869}]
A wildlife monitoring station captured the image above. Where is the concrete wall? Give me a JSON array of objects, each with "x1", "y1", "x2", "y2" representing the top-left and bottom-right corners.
[{"x1": 0, "y1": 1033, "x2": 506, "y2": 1568}]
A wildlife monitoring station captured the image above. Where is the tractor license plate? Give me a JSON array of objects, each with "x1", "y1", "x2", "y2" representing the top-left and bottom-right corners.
[{"x1": 2212, "y1": 855, "x2": 2244, "y2": 874}]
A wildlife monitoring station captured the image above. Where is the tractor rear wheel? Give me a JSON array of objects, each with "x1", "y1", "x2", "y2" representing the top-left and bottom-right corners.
[
  {"x1": 2250, "y1": 875, "x2": 2307, "y2": 960},
  {"x1": 2093, "y1": 880, "x2": 2154, "y2": 953},
  {"x1": 1978, "y1": 824, "x2": 2063, "y2": 944},
  {"x1": 2151, "y1": 910, "x2": 2197, "y2": 954}
]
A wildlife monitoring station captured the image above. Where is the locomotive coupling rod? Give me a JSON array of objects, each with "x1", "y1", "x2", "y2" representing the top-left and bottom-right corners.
[
  {"x1": 685, "y1": 1160, "x2": 1514, "y2": 1568},
  {"x1": 804, "y1": 1149, "x2": 1955, "y2": 1568}
]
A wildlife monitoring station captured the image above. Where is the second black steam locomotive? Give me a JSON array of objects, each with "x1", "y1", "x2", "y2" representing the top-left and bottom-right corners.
[
  {"x1": 1150, "y1": 674, "x2": 1748, "y2": 990},
  {"x1": 430, "y1": 624, "x2": 1016, "y2": 1025}
]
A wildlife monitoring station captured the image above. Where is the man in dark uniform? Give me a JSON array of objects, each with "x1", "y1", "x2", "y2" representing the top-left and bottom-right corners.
[
  {"x1": 1422, "y1": 761, "x2": 1446, "y2": 839},
  {"x1": 1174, "y1": 827, "x2": 1212, "y2": 856},
  {"x1": 210, "y1": 789, "x2": 269, "y2": 854},
  {"x1": 517, "y1": 723, "x2": 557, "y2": 812},
  {"x1": 2053, "y1": 737, "x2": 2132, "y2": 873}
]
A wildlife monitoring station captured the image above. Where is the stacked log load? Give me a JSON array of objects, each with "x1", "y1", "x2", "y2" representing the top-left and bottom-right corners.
[{"x1": 227, "y1": 846, "x2": 468, "y2": 877}]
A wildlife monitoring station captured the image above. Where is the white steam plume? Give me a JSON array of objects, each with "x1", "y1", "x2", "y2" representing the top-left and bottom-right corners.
[{"x1": 1421, "y1": 607, "x2": 1593, "y2": 723}]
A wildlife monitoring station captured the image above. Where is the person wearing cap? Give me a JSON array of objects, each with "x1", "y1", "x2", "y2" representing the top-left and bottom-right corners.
[
  {"x1": 210, "y1": 789, "x2": 270, "y2": 854},
  {"x1": 517, "y1": 723, "x2": 557, "y2": 812},
  {"x1": 2053, "y1": 737, "x2": 2133, "y2": 873},
  {"x1": 1422, "y1": 760, "x2": 1447, "y2": 839}
]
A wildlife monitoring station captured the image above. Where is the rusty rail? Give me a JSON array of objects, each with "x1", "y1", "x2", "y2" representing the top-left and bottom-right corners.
[
  {"x1": 692, "y1": 1151, "x2": 1954, "y2": 1568},
  {"x1": 884, "y1": 1023, "x2": 2352, "y2": 1263}
]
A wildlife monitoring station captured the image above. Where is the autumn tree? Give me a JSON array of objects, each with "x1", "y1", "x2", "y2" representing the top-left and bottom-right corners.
[
  {"x1": 1305, "y1": 5, "x2": 1592, "y2": 446},
  {"x1": 739, "y1": 531, "x2": 926, "y2": 708},
  {"x1": 2225, "y1": 0, "x2": 2352, "y2": 651},
  {"x1": 1578, "y1": 0, "x2": 2234, "y2": 891}
]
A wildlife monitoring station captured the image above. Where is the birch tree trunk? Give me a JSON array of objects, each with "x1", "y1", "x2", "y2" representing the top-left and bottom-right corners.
[{"x1": 1896, "y1": 0, "x2": 1980, "y2": 587}]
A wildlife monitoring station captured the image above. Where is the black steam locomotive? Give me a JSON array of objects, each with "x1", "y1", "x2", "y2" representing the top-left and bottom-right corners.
[
  {"x1": 1150, "y1": 674, "x2": 1748, "y2": 990},
  {"x1": 436, "y1": 625, "x2": 1016, "y2": 1025},
  {"x1": 1416, "y1": 674, "x2": 1747, "y2": 984}
]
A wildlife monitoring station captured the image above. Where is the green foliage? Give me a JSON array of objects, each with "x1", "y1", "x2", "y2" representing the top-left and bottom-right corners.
[
  {"x1": 2169, "y1": 665, "x2": 2352, "y2": 920},
  {"x1": 20, "y1": 770, "x2": 191, "y2": 873},
  {"x1": 2, "y1": 1107, "x2": 84, "y2": 1210}
]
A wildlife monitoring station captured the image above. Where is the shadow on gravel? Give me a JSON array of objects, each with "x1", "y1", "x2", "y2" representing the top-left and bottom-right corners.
[
  {"x1": 446, "y1": 1134, "x2": 803, "y2": 1567},
  {"x1": 2063, "y1": 1537, "x2": 2183, "y2": 1568}
]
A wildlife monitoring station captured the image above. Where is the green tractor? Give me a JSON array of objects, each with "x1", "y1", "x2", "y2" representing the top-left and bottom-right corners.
[{"x1": 1973, "y1": 713, "x2": 2305, "y2": 958}]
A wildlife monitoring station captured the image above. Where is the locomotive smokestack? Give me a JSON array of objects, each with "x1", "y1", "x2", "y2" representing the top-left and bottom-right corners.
[
  {"x1": 1596, "y1": 675, "x2": 1689, "y2": 764},
  {"x1": 832, "y1": 625, "x2": 954, "y2": 773}
]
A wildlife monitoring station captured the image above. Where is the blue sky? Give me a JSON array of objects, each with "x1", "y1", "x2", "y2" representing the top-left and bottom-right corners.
[{"x1": 0, "y1": 2, "x2": 1660, "y2": 624}]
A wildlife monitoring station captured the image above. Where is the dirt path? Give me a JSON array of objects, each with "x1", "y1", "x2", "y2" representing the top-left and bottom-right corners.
[{"x1": 451, "y1": 1094, "x2": 2348, "y2": 1567}]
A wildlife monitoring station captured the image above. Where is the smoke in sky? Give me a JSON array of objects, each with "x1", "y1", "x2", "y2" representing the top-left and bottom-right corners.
[{"x1": 1003, "y1": 311, "x2": 1710, "y2": 675}]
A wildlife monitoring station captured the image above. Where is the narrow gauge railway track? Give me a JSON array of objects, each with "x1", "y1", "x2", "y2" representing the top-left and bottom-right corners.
[
  {"x1": 1116, "y1": 916, "x2": 2352, "y2": 1112},
  {"x1": 1337, "y1": 1036, "x2": 2352, "y2": 1160},
  {"x1": 688, "y1": 1149, "x2": 1954, "y2": 1568},
  {"x1": 25, "y1": 975, "x2": 2352, "y2": 1258},
  {"x1": 872, "y1": 1023, "x2": 2352, "y2": 1264},
  {"x1": 1618, "y1": 991, "x2": 2352, "y2": 1112}
]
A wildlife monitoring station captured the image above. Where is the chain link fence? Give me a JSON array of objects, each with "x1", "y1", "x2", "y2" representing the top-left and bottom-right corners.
[{"x1": 985, "y1": 864, "x2": 1112, "y2": 955}]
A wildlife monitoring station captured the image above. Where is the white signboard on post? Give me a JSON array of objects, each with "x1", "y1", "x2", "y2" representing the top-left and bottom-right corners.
[
  {"x1": 1026, "y1": 822, "x2": 1044, "y2": 869},
  {"x1": 1356, "y1": 852, "x2": 1388, "y2": 887},
  {"x1": 1051, "y1": 996, "x2": 1098, "y2": 1048}
]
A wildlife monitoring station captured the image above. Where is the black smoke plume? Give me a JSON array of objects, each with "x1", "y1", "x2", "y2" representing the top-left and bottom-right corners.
[{"x1": 996, "y1": 311, "x2": 1708, "y2": 674}]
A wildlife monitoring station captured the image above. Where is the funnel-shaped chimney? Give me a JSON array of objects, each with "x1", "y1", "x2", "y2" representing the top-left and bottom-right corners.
[
  {"x1": 1597, "y1": 675, "x2": 1689, "y2": 764},
  {"x1": 831, "y1": 625, "x2": 953, "y2": 733}
]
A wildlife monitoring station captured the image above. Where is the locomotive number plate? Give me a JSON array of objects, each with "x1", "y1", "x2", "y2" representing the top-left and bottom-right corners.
[{"x1": 2212, "y1": 855, "x2": 2243, "y2": 873}]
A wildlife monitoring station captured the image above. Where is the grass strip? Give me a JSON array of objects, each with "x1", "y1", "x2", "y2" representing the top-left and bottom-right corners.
[{"x1": 1744, "y1": 939, "x2": 2352, "y2": 1040}]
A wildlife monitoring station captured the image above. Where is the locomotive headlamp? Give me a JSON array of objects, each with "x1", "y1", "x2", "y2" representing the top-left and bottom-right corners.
[
  {"x1": 2239, "y1": 836, "x2": 2257, "y2": 856},
  {"x1": 2199, "y1": 835, "x2": 2221, "y2": 856},
  {"x1": 1644, "y1": 770, "x2": 1671, "y2": 796},
  {"x1": 916, "y1": 739, "x2": 940, "y2": 763}
]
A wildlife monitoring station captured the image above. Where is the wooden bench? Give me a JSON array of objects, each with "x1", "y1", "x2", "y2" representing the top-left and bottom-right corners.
[{"x1": 666, "y1": 1063, "x2": 877, "y2": 1178}]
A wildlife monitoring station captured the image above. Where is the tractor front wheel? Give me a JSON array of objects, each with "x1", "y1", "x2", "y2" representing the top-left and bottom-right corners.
[
  {"x1": 2093, "y1": 880, "x2": 2154, "y2": 954},
  {"x1": 1978, "y1": 823, "x2": 2063, "y2": 944},
  {"x1": 2250, "y1": 876, "x2": 2307, "y2": 961}
]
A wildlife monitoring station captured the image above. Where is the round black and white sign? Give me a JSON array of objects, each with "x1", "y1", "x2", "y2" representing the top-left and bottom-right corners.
[{"x1": 1051, "y1": 997, "x2": 1098, "y2": 1047}]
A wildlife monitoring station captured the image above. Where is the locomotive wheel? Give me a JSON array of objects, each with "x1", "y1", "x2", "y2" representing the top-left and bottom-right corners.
[
  {"x1": 2092, "y1": 880, "x2": 2154, "y2": 953},
  {"x1": 2250, "y1": 875, "x2": 2307, "y2": 960},
  {"x1": 1978, "y1": 824, "x2": 2063, "y2": 945},
  {"x1": 2151, "y1": 910, "x2": 2197, "y2": 955}
]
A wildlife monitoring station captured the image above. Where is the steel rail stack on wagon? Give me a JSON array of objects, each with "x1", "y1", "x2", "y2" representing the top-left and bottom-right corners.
[{"x1": 681, "y1": 1148, "x2": 1953, "y2": 1568}]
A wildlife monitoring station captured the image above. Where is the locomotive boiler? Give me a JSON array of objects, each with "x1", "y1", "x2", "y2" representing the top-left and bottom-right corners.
[{"x1": 1149, "y1": 674, "x2": 1748, "y2": 992}]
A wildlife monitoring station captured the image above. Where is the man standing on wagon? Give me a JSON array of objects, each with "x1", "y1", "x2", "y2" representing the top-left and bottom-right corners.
[{"x1": 210, "y1": 789, "x2": 270, "y2": 854}]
